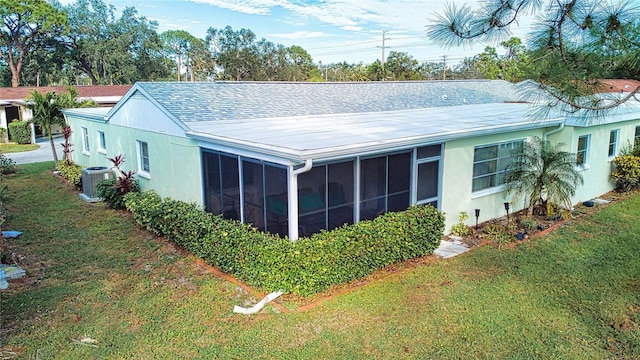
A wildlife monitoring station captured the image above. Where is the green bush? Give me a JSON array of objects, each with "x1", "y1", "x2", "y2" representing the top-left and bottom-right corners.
[
  {"x1": 124, "y1": 191, "x2": 445, "y2": 296},
  {"x1": 56, "y1": 161, "x2": 83, "y2": 189},
  {"x1": 619, "y1": 140, "x2": 640, "y2": 157},
  {"x1": 0, "y1": 128, "x2": 7, "y2": 143},
  {"x1": 0, "y1": 153, "x2": 16, "y2": 175},
  {"x1": 97, "y1": 178, "x2": 140, "y2": 210},
  {"x1": 8, "y1": 121, "x2": 31, "y2": 144},
  {"x1": 611, "y1": 155, "x2": 640, "y2": 192}
]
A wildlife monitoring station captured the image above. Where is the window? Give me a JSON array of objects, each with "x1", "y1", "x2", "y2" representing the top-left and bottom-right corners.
[
  {"x1": 576, "y1": 135, "x2": 590, "y2": 167},
  {"x1": 97, "y1": 131, "x2": 106, "y2": 154},
  {"x1": 81, "y1": 127, "x2": 89, "y2": 154},
  {"x1": 137, "y1": 140, "x2": 150, "y2": 177},
  {"x1": 416, "y1": 144, "x2": 442, "y2": 207},
  {"x1": 608, "y1": 129, "x2": 619, "y2": 158},
  {"x1": 635, "y1": 126, "x2": 640, "y2": 146},
  {"x1": 472, "y1": 140, "x2": 523, "y2": 192}
]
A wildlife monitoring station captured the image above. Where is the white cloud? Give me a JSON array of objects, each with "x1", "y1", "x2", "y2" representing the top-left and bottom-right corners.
[
  {"x1": 269, "y1": 30, "x2": 326, "y2": 39},
  {"x1": 188, "y1": 0, "x2": 282, "y2": 15},
  {"x1": 341, "y1": 25, "x2": 364, "y2": 32},
  {"x1": 187, "y1": 0, "x2": 449, "y2": 32}
]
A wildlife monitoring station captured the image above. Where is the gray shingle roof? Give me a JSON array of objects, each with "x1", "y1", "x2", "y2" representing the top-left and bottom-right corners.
[{"x1": 134, "y1": 80, "x2": 523, "y2": 123}]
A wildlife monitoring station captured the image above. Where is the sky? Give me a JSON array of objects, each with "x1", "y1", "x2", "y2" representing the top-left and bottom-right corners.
[{"x1": 58, "y1": 0, "x2": 535, "y2": 65}]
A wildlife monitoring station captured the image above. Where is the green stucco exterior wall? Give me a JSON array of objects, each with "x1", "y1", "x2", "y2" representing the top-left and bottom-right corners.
[{"x1": 65, "y1": 114, "x2": 204, "y2": 206}]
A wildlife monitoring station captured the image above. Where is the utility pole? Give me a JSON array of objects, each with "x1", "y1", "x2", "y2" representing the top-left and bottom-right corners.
[
  {"x1": 378, "y1": 30, "x2": 390, "y2": 81},
  {"x1": 442, "y1": 55, "x2": 447, "y2": 80}
]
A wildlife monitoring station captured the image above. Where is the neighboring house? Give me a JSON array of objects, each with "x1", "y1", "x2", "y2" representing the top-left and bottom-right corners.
[
  {"x1": 62, "y1": 80, "x2": 640, "y2": 239},
  {"x1": 0, "y1": 85, "x2": 131, "y2": 142}
]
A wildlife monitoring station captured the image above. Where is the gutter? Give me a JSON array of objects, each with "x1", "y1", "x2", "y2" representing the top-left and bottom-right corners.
[{"x1": 543, "y1": 122, "x2": 565, "y2": 141}]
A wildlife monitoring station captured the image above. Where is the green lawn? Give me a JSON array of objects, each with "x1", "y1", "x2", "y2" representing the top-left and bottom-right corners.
[
  {"x1": 1, "y1": 162, "x2": 639, "y2": 359},
  {"x1": 0, "y1": 143, "x2": 40, "y2": 154}
]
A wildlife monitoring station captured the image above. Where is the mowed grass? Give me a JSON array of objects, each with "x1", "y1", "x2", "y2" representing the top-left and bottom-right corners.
[
  {"x1": 1, "y1": 162, "x2": 639, "y2": 359},
  {"x1": 0, "y1": 143, "x2": 40, "y2": 154}
]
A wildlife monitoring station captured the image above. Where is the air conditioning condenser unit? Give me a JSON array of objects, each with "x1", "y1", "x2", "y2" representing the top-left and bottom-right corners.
[{"x1": 80, "y1": 166, "x2": 114, "y2": 202}]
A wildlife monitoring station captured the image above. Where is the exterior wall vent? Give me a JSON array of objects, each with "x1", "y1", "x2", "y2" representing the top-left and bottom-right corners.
[{"x1": 80, "y1": 166, "x2": 114, "y2": 202}]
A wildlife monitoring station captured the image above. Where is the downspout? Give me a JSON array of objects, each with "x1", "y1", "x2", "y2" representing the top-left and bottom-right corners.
[
  {"x1": 233, "y1": 291, "x2": 284, "y2": 315},
  {"x1": 543, "y1": 122, "x2": 565, "y2": 141},
  {"x1": 288, "y1": 159, "x2": 313, "y2": 241}
]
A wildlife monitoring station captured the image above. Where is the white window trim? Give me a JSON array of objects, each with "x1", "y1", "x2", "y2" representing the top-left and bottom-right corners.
[
  {"x1": 97, "y1": 131, "x2": 107, "y2": 155},
  {"x1": 471, "y1": 139, "x2": 524, "y2": 193},
  {"x1": 81, "y1": 127, "x2": 90, "y2": 156},
  {"x1": 576, "y1": 135, "x2": 590, "y2": 170},
  {"x1": 471, "y1": 184, "x2": 507, "y2": 199},
  {"x1": 136, "y1": 140, "x2": 150, "y2": 179},
  {"x1": 607, "y1": 129, "x2": 619, "y2": 160}
]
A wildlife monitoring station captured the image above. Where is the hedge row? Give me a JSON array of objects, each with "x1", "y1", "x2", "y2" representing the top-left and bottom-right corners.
[
  {"x1": 124, "y1": 191, "x2": 444, "y2": 296},
  {"x1": 8, "y1": 121, "x2": 30, "y2": 144}
]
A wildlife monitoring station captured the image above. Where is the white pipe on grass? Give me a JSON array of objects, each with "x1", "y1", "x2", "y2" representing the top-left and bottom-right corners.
[{"x1": 233, "y1": 291, "x2": 284, "y2": 315}]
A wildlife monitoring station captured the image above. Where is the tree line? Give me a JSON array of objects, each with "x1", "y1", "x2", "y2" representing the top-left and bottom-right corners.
[
  {"x1": 1, "y1": 0, "x2": 545, "y2": 88},
  {"x1": 2, "y1": 0, "x2": 639, "y2": 96}
]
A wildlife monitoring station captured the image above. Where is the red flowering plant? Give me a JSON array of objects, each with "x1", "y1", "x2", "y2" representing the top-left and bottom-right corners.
[{"x1": 96, "y1": 154, "x2": 140, "y2": 209}]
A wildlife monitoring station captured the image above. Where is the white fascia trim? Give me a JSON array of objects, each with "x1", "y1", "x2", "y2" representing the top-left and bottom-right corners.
[{"x1": 62, "y1": 109, "x2": 109, "y2": 123}]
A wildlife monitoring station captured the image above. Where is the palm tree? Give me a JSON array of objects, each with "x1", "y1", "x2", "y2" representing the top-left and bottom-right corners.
[
  {"x1": 504, "y1": 136, "x2": 584, "y2": 216},
  {"x1": 28, "y1": 87, "x2": 96, "y2": 165}
]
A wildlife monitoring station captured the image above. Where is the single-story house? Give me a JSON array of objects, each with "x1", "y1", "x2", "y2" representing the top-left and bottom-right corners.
[
  {"x1": 62, "y1": 80, "x2": 640, "y2": 239},
  {"x1": 0, "y1": 85, "x2": 131, "y2": 142}
]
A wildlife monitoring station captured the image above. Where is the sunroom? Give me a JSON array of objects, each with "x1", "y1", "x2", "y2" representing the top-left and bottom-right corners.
[{"x1": 189, "y1": 102, "x2": 557, "y2": 240}]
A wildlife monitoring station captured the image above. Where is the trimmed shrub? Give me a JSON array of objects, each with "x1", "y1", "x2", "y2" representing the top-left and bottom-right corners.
[
  {"x1": 611, "y1": 155, "x2": 640, "y2": 192},
  {"x1": 124, "y1": 191, "x2": 445, "y2": 296},
  {"x1": 56, "y1": 161, "x2": 83, "y2": 189},
  {"x1": 8, "y1": 121, "x2": 30, "y2": 144},
  {"x1": 0, "y1": 153, "x2": 16, "y2": 175}
]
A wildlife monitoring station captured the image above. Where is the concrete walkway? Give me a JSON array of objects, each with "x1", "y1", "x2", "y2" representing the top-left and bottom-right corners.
[
  {"x1": 6, "y1": 136, "x2": 64, "y2": 165},
  {"x1": 434, "y1": 236, "x2": 471, "y2": 259}
]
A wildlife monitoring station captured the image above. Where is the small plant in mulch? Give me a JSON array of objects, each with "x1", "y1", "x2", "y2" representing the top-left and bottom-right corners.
[
  {"x1": 457, "y1": 209, "x2": 570, "y2": 249},
  {"x1": 450, "y1": 211, "x2": 472, "y2": 237},
  {"x1": 459, "y1": 193, "x2": 624, "y2": 249}
]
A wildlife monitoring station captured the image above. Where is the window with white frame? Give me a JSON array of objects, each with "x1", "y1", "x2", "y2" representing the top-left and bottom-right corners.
[
  {"x1": 97, "y1": 131, "x2": 106, "y2": 154},
  {"x1": 136, "y1": 140, "x2": 150, "y2": 177},
  {"x1": 635, "y1": 126, "x2": 640, "y2": 146},
  {"x1": 577, "y1": 135, "x2": 590, "y2": 167},
  {"x1": 81, "y1": 127, "x2": 89, "y2": 154},
  {"x1": 608, "y1": 129, "x2": 619, "y2": 158},
  {"x1": 472, "y1": 140, "x2": 523, "y2": 192}
]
